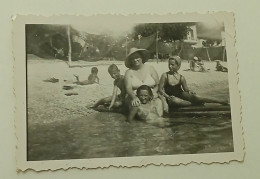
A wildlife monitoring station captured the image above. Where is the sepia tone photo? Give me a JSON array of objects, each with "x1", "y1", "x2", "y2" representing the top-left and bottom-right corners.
[{"x1": 14, "y1": 13, "x2": 244, "y2": 170}]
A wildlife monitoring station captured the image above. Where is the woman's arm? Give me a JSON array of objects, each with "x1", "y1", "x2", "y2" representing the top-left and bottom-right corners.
[
  {"x1": 125, "y1": 70, "x2": 135, "y2": 99},
  {"x1": 149, "y1": 65, "x2": 160, "y2": 95},
  {"x1": 181, "y1": 76, "x2": 195, "y2": 94},
  {"x1": 158, "y1": 73, "x2": 171, "y2": 99},
  {"x1": 108, "y1": 85, "x2": 118, "y2": 110},
  {"x1": 180, "y1": 76, "x2": 189, "y2": 92},
  {"x1": 194, "y1": 61, "x2": 200, "y2": 67},
  {"x1": 96, "y1": 76, "x2": 100, "y2": 84},
  {"x1": 150, "y1": 65, "x2": 159, "y2": 85},
  {"x1": 124, "y1": 70, "x2": 141, "y2": 106}
]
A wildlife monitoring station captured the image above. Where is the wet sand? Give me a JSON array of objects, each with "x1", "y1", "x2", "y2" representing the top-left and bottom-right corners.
[{"x1": 27, "y1": 54, "x2": 233, "y2": 161}]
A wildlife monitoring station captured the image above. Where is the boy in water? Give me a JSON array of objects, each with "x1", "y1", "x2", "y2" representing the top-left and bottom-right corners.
[
  {"x1": 128, "y1": 85, "x2": 163, "y2": 121},
  {"x1": 128, "y1": 85, "x2": 170, "y2": 127},
  {"x1": 91, "y1": 64, "x2": 126, "y2": 110},
  {"x1": 74, "y1": 67, "x2": 99, "y2": 85},
  {"x1": 159, "y1": 56, "x2": 228, "y2": 109}
]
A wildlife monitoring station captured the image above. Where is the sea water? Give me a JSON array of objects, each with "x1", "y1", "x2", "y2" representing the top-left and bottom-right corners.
[{"x1": 27, "y1": 112, "x2": 233, "y2": 161}]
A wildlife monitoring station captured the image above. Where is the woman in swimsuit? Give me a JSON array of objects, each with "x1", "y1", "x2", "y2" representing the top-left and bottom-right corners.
[
  {"x1": 124, "y1": 48, "x2": 164, "y2": 115},
  {"x1": 159, "y1": 56, "x2": 229, "y2": 108}
]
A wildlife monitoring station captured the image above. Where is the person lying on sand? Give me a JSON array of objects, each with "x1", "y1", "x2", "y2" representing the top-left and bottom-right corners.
[
  {"x1": 159, "y1": 56, "x2": 229, "y2": 109},
  {"x1": 91, "y1": 64, "x2": 126, "y2": 110},
  {"x1": 73, "y1": 67, "x2": 99, "y2": 85},
  {"x1": 128, "y1": 85, "x2": 168, "y2": 127},
  {"x1": 215, "y1": 60, "x2": 228, "y2": 72}
]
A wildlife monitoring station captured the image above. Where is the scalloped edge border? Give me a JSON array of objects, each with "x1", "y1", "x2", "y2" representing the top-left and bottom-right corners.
[{"x1": 13, "y1": 12, "x2": 244, "y2": 172}]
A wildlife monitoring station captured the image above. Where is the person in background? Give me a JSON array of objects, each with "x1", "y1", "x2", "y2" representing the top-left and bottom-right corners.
[
  {"x1": 215, "y1": 60, "x2": 228, "y2": 72},
  {"x1": 74, "y1": 67, "x2": 99, "y2": 85},
  {"x1": 190, "y1": 56, "x2": 207, "y2": 72}
]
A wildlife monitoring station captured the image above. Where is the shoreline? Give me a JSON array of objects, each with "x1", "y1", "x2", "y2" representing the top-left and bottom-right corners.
[{"x1": 27, "y1": 54, "x2": 229, "y2": 125}]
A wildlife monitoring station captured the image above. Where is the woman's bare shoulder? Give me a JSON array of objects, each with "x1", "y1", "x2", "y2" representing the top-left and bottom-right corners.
[
  {"x1": 125, "y1": 69, "x2": 132, "y2": 76},
  {"x1": 144, "y1": 63, "x2": 154, "y2": 69},
  {"x1": 144, "y1": 64, "x2": 158, "y2": 74}
]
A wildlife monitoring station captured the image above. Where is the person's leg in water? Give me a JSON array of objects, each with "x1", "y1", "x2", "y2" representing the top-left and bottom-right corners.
[
  {"x1": 167, "y1": 96, "x2": 192, "y2": 107},
  {"x1": 145, "y1": 115, "x2": 172, "y2": 128},
  {"x1": 112, "y1": 100, "x2": 123, "y2": 108},
  {"x1": 91, "y1": 96, "x2": 112, "y2": 108},
  {"x1": 180, "y1": 91, "x2": 229, "y2": 105}
]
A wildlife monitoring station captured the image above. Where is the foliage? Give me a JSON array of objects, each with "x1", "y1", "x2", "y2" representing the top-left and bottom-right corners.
[
  {"x1": 131, "y1": 23, "x2": 190, "y2": 42},
  {"x1": 26, "y1": 23, "x2": 192, "y2": 61}
]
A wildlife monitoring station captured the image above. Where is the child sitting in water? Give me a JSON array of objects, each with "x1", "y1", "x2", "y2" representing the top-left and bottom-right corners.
[
  {"x1": 74, "y1": 67, "x2": 99, "y2": 85},
  {"x1": 128, "y1": 85, "x2": 167, "y2": 126},
  {"x1": 91, "y1": 64, "x2": 126, "y2": 110},
  {"x1": 215, "y1": 60, "x2": 228, "y2": 72},
  {"x1": 159, "y1": 56, "x2": 229, "y2": 108}
]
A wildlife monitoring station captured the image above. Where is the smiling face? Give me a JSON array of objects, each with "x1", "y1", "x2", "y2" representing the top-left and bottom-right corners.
[
  {"x1": 129, "y1": 52, "x2": 143, "y2": 68},
  {"x1": 137, "y1": 89, "x2": 152, "y2": 104},
  {"x1": 168, "y1": 59, "x2": 180, "y2": 72}
]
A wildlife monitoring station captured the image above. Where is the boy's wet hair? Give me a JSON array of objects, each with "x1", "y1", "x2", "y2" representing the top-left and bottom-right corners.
[
  {"x1": 91, "y1": 67, "x2": 98, "y2": 74},
  {"x1": 108, "y1": 64, "x2": 119, "y2": 73},
  {"x1": 136, "y1": 85, "x2": 153, "y2": 98}
]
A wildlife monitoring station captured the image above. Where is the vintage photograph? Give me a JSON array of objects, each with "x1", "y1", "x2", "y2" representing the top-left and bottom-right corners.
[{"x1": 14, "y1": 13, "x2": 243, "y2": 170}]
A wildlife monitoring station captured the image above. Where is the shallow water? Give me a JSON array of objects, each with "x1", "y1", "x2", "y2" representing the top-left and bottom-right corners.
[{"x1": 27, "y1": 112, "x2": 233, "y2": 161}]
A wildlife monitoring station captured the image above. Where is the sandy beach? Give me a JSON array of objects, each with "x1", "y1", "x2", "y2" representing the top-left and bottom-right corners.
[
  {"x1": 27, "y1": 54, "x2": 232, "y2": 160},
  {"x1": 27, "y1": 54, "x2": 229, "y2": 124}
]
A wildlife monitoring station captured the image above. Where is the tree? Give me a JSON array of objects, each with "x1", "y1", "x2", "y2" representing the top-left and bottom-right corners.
[{"x1": 131, "y1": 23, "x2": 190, "y2": 42}]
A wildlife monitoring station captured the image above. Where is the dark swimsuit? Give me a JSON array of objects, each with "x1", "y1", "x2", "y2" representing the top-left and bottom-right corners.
[
  {"x1": 164, "y1": 72, "x2": 184, "y2": 98},
  {"x1": 164, "y1": 72, "x2": 203, "y2": 105},
  {"x1": 114, "y1": 75, "x2": 126, "y2": 100}
]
